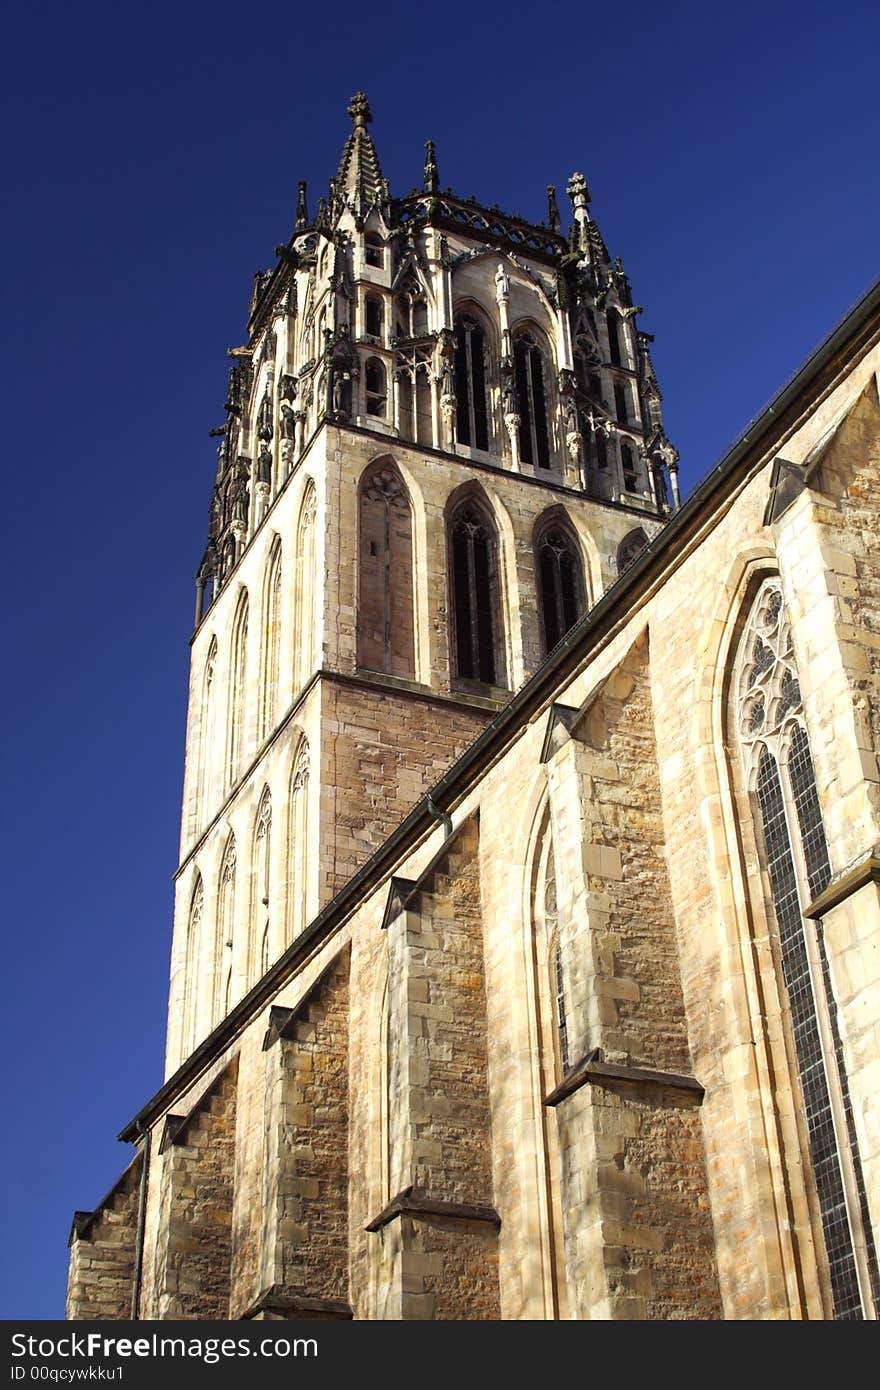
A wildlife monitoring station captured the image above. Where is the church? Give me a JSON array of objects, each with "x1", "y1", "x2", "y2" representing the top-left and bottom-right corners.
[{"x1": 67, "y1": 93, "x2": 880, "y2": 1321}]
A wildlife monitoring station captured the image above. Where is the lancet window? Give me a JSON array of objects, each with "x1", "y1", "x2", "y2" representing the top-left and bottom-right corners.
[
  {"x1": 535, "y1": 519, "x2": 585, "y2": 654},
  {"x1": 261, "y1": 542, "x2": 282, "y2": 740},
  {"x1": 228, "y1": 593, "x2": 249, "y2": 787},
  {"x1": 292, "y1": 483, "x2": 316, "y2": 692},
  {"x1": 251, "y1": 789, "x2": 271, "y2": 986},
  {"x1": 287, "y1": 740, "x2": 310, "y2": 941},
  {"x1": 215, "y1": 835, "x2": 236, "y2": 1026},
  {"x1": 357, "y1": 460, "x2": 414, "y2": 677},
  {"x1": 454, "y1": 314, "x2": 490, "y2": 450},
  {"x1": 514, "y1": 332, "x2": 551, "y2": 469},
  {"x1": 365, "y1": 358, "x2": 387, "y2": 417},
  {"x1": 448, "y1": 495, "x2": 503, "y2": 687},
  {"x1": 184, "y1": 874, "x2": 203, "y2": 1056},
  {"x1": 732, "y1": 575, "x2": 877, "y2": 1319}
]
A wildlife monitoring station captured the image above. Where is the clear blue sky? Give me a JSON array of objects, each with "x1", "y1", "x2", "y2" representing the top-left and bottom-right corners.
[{"x1": 2, "y1": 0, "x2": 878, "y2": 1320}]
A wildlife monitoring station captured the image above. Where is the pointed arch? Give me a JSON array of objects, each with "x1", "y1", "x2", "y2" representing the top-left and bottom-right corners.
[
  {"x1": 227, "y1": 592, "x2": 249, "y2": 787},
  {"x1": 287, "y1": 737, "x2": 311, "y2": 942},
  {"x1": 292, "y1": 480, "x2": 317, "y2": 693},
  {"x1": 533, "y1": 510, "x2": 586, "y2": 655},
  {"x1": 250, "y1": 787, "x2": 272, "y2": 986},
  {"x1": 513, "y1": 325, "x2": 553, "y2": 469},
  {"x1": 183, "y1": 872, "x2": 203, "y2": 1057},
  {"x1": 357, "y1": 457, "x2": 415, "y2": 678},
  {"x1": 198, "y1": 636, "x2": 218, "y2": 827},
  {"x1": 446, "y1": 484, "x2": 506, "y2": 687},
  {"x1": 260, "y1": 538, "x2": 282, "y2": 741},
  {"x1": 215, "y1": 833, "x2": 236, "y2": 1027},
  {"x1": 726, "y1": 574, "x2": 878, "y2": 1318},
  {"x1": 453, "y1": 303, "x2": 494, "y2": 451}
]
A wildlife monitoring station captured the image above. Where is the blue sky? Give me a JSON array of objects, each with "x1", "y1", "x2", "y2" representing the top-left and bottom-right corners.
[{"x1": 2, "y1": 0, "x2": 878, "y2": 1320}]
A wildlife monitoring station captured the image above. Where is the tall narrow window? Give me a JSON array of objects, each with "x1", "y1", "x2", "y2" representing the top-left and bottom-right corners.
[
  {"x1": 454, "y1": 315, "x2": 490, "y2": 450},
  {"x1": 535, "y1": 518, "x2": 585, "y2": 654},
  {"x1": 365, "y1": 359, "x2": 387, "y2": 417},
  {"x1": 198, "y1": 637, "x2": 218, "y2": 827},
  {"x1": 365, "y1": 235, "x2": 384, "y2": 268},
  {"x1": 607, "y1": 310, "x2": 625, "y2": 367},
  {"x1": 228, "y1": 593, "x2": 249, "y2": 787},
  {"x1": 292, "y1": 482, "x2": 316, "y2": 692},
  {"x1": 365, "y1": 294, "x2": 384, "y2": 339},
  {"x1": 287, "y1": 740, "x2": 310, "y2": 941},
  {"x1": 733, "y1": 576, "x2": 877, "y2": 1319},
  {"x1": 260, "y1": 542, "x2": 282, "y2": 740},
  {"x1": 357, "y1": 460, "x2": 415, "y2": 677},
  {"x1": 396, "y1": 358, "x2": 433, "y2": 446},
  {"x1": 184, "y1": 874, "x2": 203, "y2": 1056},
  {"x1": 621, "y1": 442, "x2": 639, "y2": 492},
  {"x1": 614, "y1": 382, "x2": 629, "y2": 424},
  {"x1": 514, "y1": 332, "x2": 551, "y2": 469},
  {"x1": 215, "y1": 835, "x2": 236, "y2": 1026},
  {"x1": 448, "y1": 496, "x2": 503, "y2": 686},
  {"x1": 250, "y1": 789, "x2": 271, "y2": 986}
]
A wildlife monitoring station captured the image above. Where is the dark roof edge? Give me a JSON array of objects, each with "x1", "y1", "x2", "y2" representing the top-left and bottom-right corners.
[{"x1": 119, "y1": 273, "x2": 880, "y2": 1145}]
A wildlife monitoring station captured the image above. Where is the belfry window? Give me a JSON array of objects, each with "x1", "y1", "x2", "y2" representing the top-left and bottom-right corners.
[
  {"x1": 454, "y1": 315, "x2": 490, "y2": 450},
  {"x1": 365, "y1": 294, "x2": 384, "y2": 339},
  {"x1": 732, "y1": 576, "x2": 878, "y2": 1319},
  {"x1": 365, "y1": 235, "x2": 384, "y2": 268},
  {"x1": 614, "y1": 382, "x2": 629, "y2": 424},
  {"x1": 514, "y1": 332, "x2": 551, "y2": 469},
  {"x1": 365, "y1": 358, "x2": 387, "y2": 417},
  {"x1": 607, "y1": 310, "x2": 625, "y2": 368},
  {"x1": 535, "y1": 520, "x2": 584, "y2": 654},
  {"x1": 448, "y1": 499, "x2": 503, "y2": 686},
  {"x1": 621, "y1": 442, "x2": 639, "y2": 492}
]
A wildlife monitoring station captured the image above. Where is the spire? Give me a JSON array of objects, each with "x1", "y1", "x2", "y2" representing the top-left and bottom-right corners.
[
  {"x1": 333, "y1": 92, "x2": 387, "y2": 219},
  {"x1": 296, "y1": 180, "x2": 309, "y2": 231},
  {"x1": 424, "y1": 140, "x2": 439, "y2": 194}
]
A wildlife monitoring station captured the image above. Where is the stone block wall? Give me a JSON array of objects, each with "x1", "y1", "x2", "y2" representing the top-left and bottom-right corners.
[{"x1": 66, "y1": 1155, "x2": 141, "y2": 1320}]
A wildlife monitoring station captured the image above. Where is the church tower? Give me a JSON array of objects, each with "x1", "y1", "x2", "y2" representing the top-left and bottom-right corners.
[{"x1": 167, "y1": 93, "x2": 679, "y2": 1076}]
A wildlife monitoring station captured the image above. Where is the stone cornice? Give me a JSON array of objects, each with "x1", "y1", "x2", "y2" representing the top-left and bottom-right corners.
[
  {"x1": 365, "y1": 1186, "x2": 501, "y2": 1233},
  {"x1": 545, "y1": 1050, "x2": 704, "y2": 1108}
]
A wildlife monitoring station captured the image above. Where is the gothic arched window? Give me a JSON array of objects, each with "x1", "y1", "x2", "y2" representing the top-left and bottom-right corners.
[
  {"x1": 614, "y1": 382, "x2": 629, "y2": 425},
  {"x1": 198, "y1": 636, "x2": 218, "y2": 827},
  {"x1": 184, "y1": 874, "x2": 203, "y2": 1056},
  {"x1": 731, "y1": 576, "x2": 877, "y2": 1319},
  {"x1": 250, "y1": 788, "x2": 271, "y2": 986},
  {"x1": 260, "y1": 540, "x2": 282, "y2": 740},
  {"x1": 514, "y1": 331, "x2": 551, "y2": 470},
  {"x1": 535, "y1": 517, "x2": 585, "y2": 655},
  {"x1": 365, "y1": 294, "x2": 384, "y2": 339},
  {"x1": 292, "y1": 481, "x2": 316, "y2": 693},
  {"x1": 357, "y1": 459, "x2": 415, "y2": 678},
  {"x1": 607, "y1": 310, "x2": 626, "y2": 368},
  {"x1": 531, "y1": 805, "x2": 569, "y2": 1079},
  {"x1": 448, "y1": 494, "x2": 504, "y2": 687},
  {"x1": 365, "y1": 358, "x2": 387, "y2": 417},
  {"x1": 287, "y1": 739, "x2": 310, "y2": 941},
  {"x1": 395, "y1": 277, "x2": 428, "y2": 339},
  {"x1": 620, "y1": 442, "x2": 639, "y2": 492},
  {"x1": 228, "y1": 593, "x2": 249, "y2": 787},
  {"x1": 454, "y1": 314, "x2": 490, "y2": 450},
  {"x1": 215, "y1": 834, "x2": 236, "y2": 1026},
  {"x1": 396, "y1": 359, "x2": 432, "y2": 446}
]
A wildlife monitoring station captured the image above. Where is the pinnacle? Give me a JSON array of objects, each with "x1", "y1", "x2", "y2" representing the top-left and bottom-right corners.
[{"x1": 334, "y1": 91, "x2": 385, "y2": 218}]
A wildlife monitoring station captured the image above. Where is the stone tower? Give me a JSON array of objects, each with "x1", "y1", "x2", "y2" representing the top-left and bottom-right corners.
[{"x1": 166, "y1": 92, "x2": 678, "y2": 1076}]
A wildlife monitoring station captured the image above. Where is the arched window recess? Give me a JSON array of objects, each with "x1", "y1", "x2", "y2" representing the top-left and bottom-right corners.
[
  {"x1": 534, "y1": 516, "x2": 586, "y2": 655},
  {"x1": 514, "y1": 329, "x2": 552, "y2": 470},
  {"x1": 731, "y1": 575, "x2": 878, "y2": 1319},
  {"x1": 447, "y1": 491, "x2": 505, "y2": 688},
  {"x1": 453, "y1": 310, "x2": 492, "y2": 452}
]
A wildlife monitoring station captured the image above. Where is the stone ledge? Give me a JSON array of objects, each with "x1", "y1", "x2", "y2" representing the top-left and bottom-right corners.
[
  {"x1": 804, "y1": 851, "x2": 880, "y2": 920},
  {"x1": 240, "y1": 1285, "x2": 353, "y2": 1320},
  {"x1": 545, "y1": 1049, "x2": 704, "y2": 1108},
  {"x1": 365, "y1": 1185, "x2": 501, "y2": 1233}
]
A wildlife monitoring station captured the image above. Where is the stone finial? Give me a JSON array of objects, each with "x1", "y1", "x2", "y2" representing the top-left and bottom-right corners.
[
  {"x1": 566, "y1": 172, "x2": 591, "y2": 214},
  {"x1": 296, "y1": 180, "x2": 309, "y2": 231},
  {"x1": 424, "y1": 140, "x2": 439, "y2": 194},
  {"x1": 348, "y1": 92, "x2": 372, "y2": 129},
  {"x1": 547, "y1": 185, "x2": 561, "y2": 233}
]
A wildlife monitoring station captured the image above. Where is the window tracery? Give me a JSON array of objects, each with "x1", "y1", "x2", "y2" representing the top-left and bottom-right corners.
[
  {"x1": 535, "y1": 521, "x2": 584, "y2": 654},
  {"x1": 733, "y1": 576, "x2": 877, "y2": 1319},
  {"x1": 448, "y1": 498, "x2": 503, "y2": 686}
]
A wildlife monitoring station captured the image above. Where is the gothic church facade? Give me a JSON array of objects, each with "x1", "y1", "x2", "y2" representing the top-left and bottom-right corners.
[{"x1": 67, "y1": 95, "x2": 880, "y2": 1320}]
